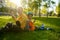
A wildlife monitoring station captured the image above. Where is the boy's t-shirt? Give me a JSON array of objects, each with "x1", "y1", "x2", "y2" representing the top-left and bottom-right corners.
[
  {"x1": 17, "y1": 13, "x2": 28, "y2": 30},
  {"x1": 26, "y1": 20, "x2": 35, "y2": 31},
  {"x1": 29, "y1": 21, "x2": 35, "y2": 31}
]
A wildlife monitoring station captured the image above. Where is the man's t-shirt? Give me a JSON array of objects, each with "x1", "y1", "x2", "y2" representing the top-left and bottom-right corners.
[{"x1": 17, "y1": 14, "x2": 28, "y2": 30}]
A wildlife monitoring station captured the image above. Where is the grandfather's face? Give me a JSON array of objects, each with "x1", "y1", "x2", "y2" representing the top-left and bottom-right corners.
[{"x1": 18, "y1": 7, "x2": 23, "y2": 15}]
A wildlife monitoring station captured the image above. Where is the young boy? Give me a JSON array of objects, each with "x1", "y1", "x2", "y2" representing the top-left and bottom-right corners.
[{"x1": 26, "y1": 12, "x2": 35, "y2": 31}]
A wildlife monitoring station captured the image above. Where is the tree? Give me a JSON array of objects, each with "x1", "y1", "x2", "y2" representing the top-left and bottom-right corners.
[
  {"x1": 57, "y1": 3, "x2": 60, "y2": 17},
  {"x1": 38, "y1": 0, "x2": 42, "y2": 17},
  {"x1": 28, "y1": 0, "x2": 42, "y2": 17},
  {"x1": 40, "y1": 6, "x2": 47, "y2": 14},
  {"x1": 31, "y1": 1, "x2": 39, "y2": 16},
  {"x1": 49, "y1": 11, "x2": 53, "y2": 16},
  {"x1": 43, "y1": 0, "x2": 55, "y2": 18}
]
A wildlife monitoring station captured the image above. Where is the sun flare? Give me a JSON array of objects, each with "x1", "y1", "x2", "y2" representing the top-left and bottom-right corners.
[{"x1": 9, "y1": 0, "x2": 22, "y2": 7}]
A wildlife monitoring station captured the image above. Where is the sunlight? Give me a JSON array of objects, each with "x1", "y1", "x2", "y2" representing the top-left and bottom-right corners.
[{"x1": 9, "y1": 0, "x2": 22, "y2": 7}]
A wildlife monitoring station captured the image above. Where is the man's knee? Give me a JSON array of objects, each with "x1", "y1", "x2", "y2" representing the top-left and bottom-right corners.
[{"x1": 16, "y1": 21, "x2": 21, "y2": 27}]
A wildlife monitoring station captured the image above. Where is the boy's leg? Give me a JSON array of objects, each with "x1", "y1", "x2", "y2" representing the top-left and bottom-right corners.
[
  {"x1": 24, "y1": 26, "x2": 30, "y2": 31},
  {"x1": 35, "y1": 26, "x2": 40, "y2": 31}
]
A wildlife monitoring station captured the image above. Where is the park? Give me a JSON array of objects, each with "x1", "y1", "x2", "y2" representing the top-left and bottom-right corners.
[{"x1": 0, "y1": 0, "x2": 60, "y2": 40}]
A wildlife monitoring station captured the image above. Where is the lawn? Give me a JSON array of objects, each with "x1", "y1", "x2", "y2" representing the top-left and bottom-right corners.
[{"x1": 0, "y1": 16, "x2": 60, "y2": 40}]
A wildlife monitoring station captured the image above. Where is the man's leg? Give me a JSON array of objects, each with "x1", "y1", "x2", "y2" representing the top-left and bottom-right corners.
[
  {"x1": 16, "y1": 21, "x2": 23, "y2": 31},
  {"x1": 16, "y1": 21, "x2": 21, "y2": 27},
  {"x1": 5, "y1": 22, "x2": 13, "y2": 29},
  {"x1": 4, "y1": 22, "x2": 13, "y2": 32}
]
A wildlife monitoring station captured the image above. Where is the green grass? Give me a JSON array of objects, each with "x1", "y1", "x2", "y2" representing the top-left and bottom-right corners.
[
  {"x1": 33, "y1": 17, "x2": 60, "y2": 32},
  {"x1": 0, "y1": 16, "x2": 60, "y2": 40}
]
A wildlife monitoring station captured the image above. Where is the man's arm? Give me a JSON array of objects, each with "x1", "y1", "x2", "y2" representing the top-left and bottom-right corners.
[
  {"x1": 12, "y1": 15, "x2": 16, "y2": 21},
  {"x1": 10, "y1": 13, "x2": 17, "y2": 21}
]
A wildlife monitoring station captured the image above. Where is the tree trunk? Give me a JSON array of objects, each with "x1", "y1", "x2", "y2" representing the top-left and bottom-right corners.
[
  {"x1": 35, "y1": 9, "x2": 36, "y2": 16},
  {"x1": 47, "y1": 13, "x2": 48, "y2": 18},
  {"x1": 34, "y1": 9, "x2": 37, "y2": 16},
  {"x1": 39, "y1": 9, "x2": 41, "y2": 17}
]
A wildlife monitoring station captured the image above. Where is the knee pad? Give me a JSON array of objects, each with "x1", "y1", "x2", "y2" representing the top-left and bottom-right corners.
[{"x1": 16, "y1": 21, "x2": 21, "y2": 27}]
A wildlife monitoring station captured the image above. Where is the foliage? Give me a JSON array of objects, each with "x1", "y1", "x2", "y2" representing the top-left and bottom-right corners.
[
  {"x1": 0, "y1": 6, "x2": 9, "y2": 13},
  {"x1": 43, "y1": 0, "x2": 55, "y2": 17},
  {"x1": 57, "y1": 3, "x2": 60, "y2": 17},
  {"x1": 40, "y1": 6, "x2": 47, "y2": 14}
]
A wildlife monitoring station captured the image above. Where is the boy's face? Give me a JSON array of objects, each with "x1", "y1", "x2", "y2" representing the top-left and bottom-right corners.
[{"x1": 28, "y1": 15, "x2": 33, "y2": 19}]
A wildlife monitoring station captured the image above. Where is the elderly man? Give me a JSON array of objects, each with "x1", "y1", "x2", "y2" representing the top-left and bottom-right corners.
[{"x1": 10, "y1": 7, "x2": 28, "y2": 30}]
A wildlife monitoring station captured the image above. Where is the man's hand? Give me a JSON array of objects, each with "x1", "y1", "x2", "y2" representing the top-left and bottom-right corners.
[{"x1": 10, "y1": 13, "x2": 16, "y2": 21}]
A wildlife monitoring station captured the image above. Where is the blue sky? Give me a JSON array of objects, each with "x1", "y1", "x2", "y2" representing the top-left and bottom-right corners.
[
  {"x1": 41, "y1": 0, "x2": 59, "y2": 13},
  {"x1": 50, "y1": 0, "x2": 59, "y2": 12},
  {"x1": 53, "y1": 0, "x2": 59, "y2": 6}
]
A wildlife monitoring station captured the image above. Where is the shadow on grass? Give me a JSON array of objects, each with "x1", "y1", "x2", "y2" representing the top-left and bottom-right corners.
[{"x1": 0, "y1": 29, "x2": 59, "y2": 40}]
